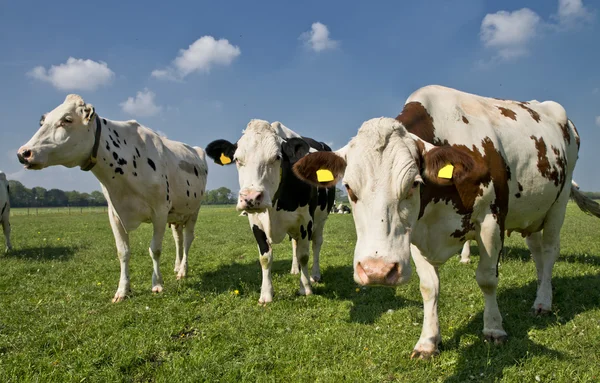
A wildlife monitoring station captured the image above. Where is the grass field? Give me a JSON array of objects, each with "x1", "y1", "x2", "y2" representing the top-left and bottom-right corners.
[{"x1": 0, "y1": 204, "x2": 599, "y2": 382}]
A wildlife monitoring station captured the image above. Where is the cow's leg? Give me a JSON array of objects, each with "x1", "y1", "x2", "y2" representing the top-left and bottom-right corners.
[
  {"x1": 108, "y1": 207, "x2": 131, "y2": 303},
  {"x1": 310, "y1": 221, "x2": 324, "y2": 283},
  {"x1": 475, "y1": 215, "x2": 507, "y2": 343},
  {"x1": 290, "y1": 238, "x2": 299, "y2": 275},
  {"x1": 460, "y1": 241, "x2": 471, "y2": 264},
  {"x1": 295, "y1": 237, "x2": 313, "y2": 296},
  {"x1": 252, "y1": 224, "x2": 274, "y2": 304},
  {"x1": 410, "y1": 244, "x2": 441, "y2": 359},
  {"x1": 172, "y1": 224, "x2": 184, "y2": 274},
  {"x1": 529, "y1": 196, "x2": 568, "y2": 315},
  {"x1": 2, "y1": 218, "x2": 11, "y2": 253},
  {"x1": 149, "y1": 217, "x2": 167, "y2": 293},
  {"x1": 177, "y1": 215, "x2": 197, "y2": 280}
]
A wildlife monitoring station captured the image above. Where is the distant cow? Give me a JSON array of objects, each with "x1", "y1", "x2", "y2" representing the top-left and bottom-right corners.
[
  {"x1": 206, "y1": 119, "x2": 335, "y2": 303},
  {"x1": 294, "y1": 85, "x2": 600, "y2": 358},
  {"x1": 336, "y1": 203, "x2": 351, "y2": 214},
  {"x1": 17, "y1": 94, "x2": 208, "y2": 302},
  {"x1": 0, "y1": 171, "x2": 12, "y2": 253}
]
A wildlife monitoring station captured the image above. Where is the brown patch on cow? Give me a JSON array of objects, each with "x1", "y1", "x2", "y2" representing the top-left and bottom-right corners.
[
  {"x1": 515, "y1": 182, "x2": 524, "y2": 198},
  {"x1": 497, "y1": 107, "x2": 517, "y2": 121},
  {"x1": 396, "y1": 102, "x2": 435, "y2": 143},
  {"x1": 462, "y1": 116, "x2": 469, "y2": 124},
  {"x1": 570, "y1": 119, "x2": 580, "y2": 149},
  {"x1": 518, "y1": 103, "x2": 540, "y2": 122},
  {"x1": 345, "y1": 185, "x2": 358, "y2": 203},
  {"x1": 530, "y1": 136, "x2": 566, "y2": 187},
  {"x1": 292, "y1": 151, "x2": 347, "y2": 188},
  {"x1": 559, "y1": 121, "x2": 571, "y2": 145}
]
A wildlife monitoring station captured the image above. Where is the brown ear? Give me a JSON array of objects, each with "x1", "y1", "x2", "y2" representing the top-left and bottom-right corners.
[
  {"x1": 293, "y1": 151, "x2": 347, "y2": 188},
  {"x1": 423, "y1": 145, "x2": 489, "y2": 208}
]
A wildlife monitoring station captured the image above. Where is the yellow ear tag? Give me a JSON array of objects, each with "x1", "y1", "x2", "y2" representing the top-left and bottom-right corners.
[
  {"x1": 220, "y1": 153, "x2": 232, "y2": 165},
  {"x1": 316, "y1": 169, "x2": 334, "y2": 182},
  {"x1": 438, "y1": 164, "x2": 454, "y2": 179}
]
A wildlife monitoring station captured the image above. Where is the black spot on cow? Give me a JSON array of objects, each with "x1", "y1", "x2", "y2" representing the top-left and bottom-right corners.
[
  {"x1": 133, "y1": 160, "x2": 137, "y2": 169},
  {"x1": 123, "y1": 139, "x2": 127, "y2": 145},
  {"x1": 167, "y1": 194, "x2": 170, "y2": 201},
  {"x1": 105, "y1": 142, "x2": 110, "y2": 150},
  {"x1": 186, "y1": 180, "x2": 190, "y2": 186},
  {"x1": 112, "y1": 140, "x2": 120, "y2": 149},
  {"x1": 113, "y1": 130, "x2": 119, "y2": 138},
  {"x1": 102, "y1": 118, "x2": 107, "y2": 125},
  {"x1": 135, "y1": 148, "x2": 141, "y2": 157},
  {"x1": 186, "y1": 190, "x2": 190, "y2": 197},
  {"x1": 133, "y1": 172, "x2": 137, "y2": 177},
  {"x1": 252, "y1": 225, "x2": 270, "y2": 255},
  {"x1": 117, "y1": 158, "x2": 127, "y2": 166},
  {"x1": 194, "y1": 192, "x2": 197, "y2": 198},
  {"x1": 300, "y1": 225, "x2": 307, "y2": 239},
  {"x1": 115, "y1": 167, "x2": 124, "y2": 175},
  {"x1": 112, "y1": 152, "x2": 118, "y2": 161},
  {"x1": 109, "y1": 163, "x2": 113, "y2": 167},
  {"x1": 194, "y1": 167, "x2": 199, "y2": 177},
  {"x1": 147, "y1": 158, "x2": 156, "y2": 171},
  {"x1": 318, "y1": 188, "x2": 329, "y2": 211},
  {"x1": 1, "y1": 202, "x2": 7, "y2": 216},
  {"x1": 307, "y1": 220, "x2": 313, "y2": 241}
]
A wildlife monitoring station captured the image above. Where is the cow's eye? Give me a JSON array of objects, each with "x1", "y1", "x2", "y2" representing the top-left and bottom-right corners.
[
  {"x1": 235, "y1": 159, "x2": 244, "y2": 166},
  {"x1": 39, "y1": 115, "x2": 45, "y2": 126},
  {"x1": 63, "y1": 116, "x2": 73, "y2": 124},
  {"x1": 275, "y1": 155, "x2": 281, "y2": 161},
  {"x1": 412, "y1": 180, "x2": 421, "y2": 188}
]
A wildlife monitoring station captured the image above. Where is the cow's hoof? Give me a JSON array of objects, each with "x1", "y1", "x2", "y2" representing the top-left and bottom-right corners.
[
  {"x1": 112, "y1": 292, "x2": 128, "y2": 303},
  {"x1": 176, "y1": 273, "x2": 186, "y2": 280},
  {"x1": 290, "y1": 268, "x2": 300, "y2": 275},
  {"x1": 297, "y1": 287, "x2": 313, "y2": 296},
  {"x1": 410, "y1": 349, "x2": 439, "y2": 360},
  {"x1": 310, "y1": 275, "x2": 321, "y2": 283},
  {"x1": 152, "y1": 285, "x2": 164, "y2": 293},
  {"x1": 483, "y1": 332, "x2": 508, "y2": 345},
  {"x1": 531, "y1": 305, "x2": 552, "y2": 316},
  {"x1": 258, "y1": 296, "x2": 273, "y2": 305},
  {"x1": 459, "y1": 258, "x2": 471, "y2": 264}
]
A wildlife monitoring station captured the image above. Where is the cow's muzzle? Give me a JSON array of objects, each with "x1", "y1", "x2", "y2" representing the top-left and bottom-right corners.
[
  {"x1": 237, "y1": 190, "x2": 266, "y2": 212},
  {"x1": 355, "y1": 259, "x2": 404, "y2": 286}
]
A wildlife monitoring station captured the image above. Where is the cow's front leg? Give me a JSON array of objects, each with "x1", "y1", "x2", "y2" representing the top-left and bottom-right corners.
[
  {"x1": 410, "y1": 244, "x2": 441, "y2": 359},
  {"x1": 171, "y1": 224, "x2": 184, "y2": 274},
  {"x1": 108, "y1": 207, "x2": 131, "y2": 302},
  {"x1": 295, "y1": 237, "x2": 313, "y2": 297},
  {"x1": 2, "y1": 219, "x2": 11, "y2": 253},
  {"x1": 290, "y1": 238, "x2": 300, "y2": 274},
  {"x1": 460, "y1": 241, "x2": 471, "y2": 264},
  {"x1": 310, "y1": 220, "x2": 324, "y2": 283},
  {"x1": 476, "y1": 216, "x2": 507, "y2": 343},
  {"x1": 178, "y1": 214, "x2": 197, "y2": 280},
  {"x1": 252, "y1": 224, "x2": 273, "y2": 304},
  {"x1": 149, "y1": 216, "x2": 167, "y2": 293}
]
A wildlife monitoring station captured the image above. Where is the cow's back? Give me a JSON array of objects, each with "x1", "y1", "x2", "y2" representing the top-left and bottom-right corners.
[{"x1": 403, "y1": 85, "x2": 580, "y2": 233}]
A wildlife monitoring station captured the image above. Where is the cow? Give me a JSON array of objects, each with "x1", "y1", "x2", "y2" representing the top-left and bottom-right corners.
[
  {"x1": 205, "y1": 119, "x2": 335, "y2": 304},
  {"x1": 0, "y1": 171, "x2": 12, "y2": 253},
  {"x1": 293, "y1": 85, "x2": 600, "y2": 358},
  {"x1": 336, "y1": 203, "x2": 351, "y2": 214},
  {"x1": 17, "y1": 94, "x2": 208, "y2": 302}
]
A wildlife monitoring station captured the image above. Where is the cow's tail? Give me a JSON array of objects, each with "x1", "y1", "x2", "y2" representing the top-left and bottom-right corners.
[{"x1": 570, "y1": 180, "x2": 600, "y2": 218}]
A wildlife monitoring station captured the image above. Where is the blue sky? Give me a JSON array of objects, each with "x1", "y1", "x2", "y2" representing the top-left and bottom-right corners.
[{"x1": 1, "y1": 0, "x2": 599, "y2": 193}]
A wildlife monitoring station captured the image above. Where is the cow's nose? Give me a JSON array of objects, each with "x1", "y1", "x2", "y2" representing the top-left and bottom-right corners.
[
  {"x1": 356, "y1": 259, "x2": 401, "y2": 286},
  {"x1": 17, "y1": 148, "x2": 31, "y2": 164},
  {"x1": 240, "y1": 191, "x2": 263, "y2": 208}
]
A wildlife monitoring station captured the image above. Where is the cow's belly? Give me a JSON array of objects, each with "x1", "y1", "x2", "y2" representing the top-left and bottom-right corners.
[{"x1": 254, "y1": 207, "x2": 310, "y2": 243}]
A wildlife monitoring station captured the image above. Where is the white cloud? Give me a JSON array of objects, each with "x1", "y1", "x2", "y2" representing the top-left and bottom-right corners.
[
  {"x1": 27, "y1": 57, "x2": 114, "y2": 91},
  {"x1": 595, "y1": 116, "x2": 600, "y2": 127},
  {"x1": 480, "y1": 8, "x2": 541, "y2": 60},
  {"x1": 556, "y1": 0, "x2": 594, "y2": 26},
  {"x1": 120, "y1": 89, "x2": 162, "y2": 117},
  {"x1": 152, "y1": 36, "x2": 241, "y2": 81},
  {"x1": 300, "y1": 22, "x2": 339, "y2": 52}
]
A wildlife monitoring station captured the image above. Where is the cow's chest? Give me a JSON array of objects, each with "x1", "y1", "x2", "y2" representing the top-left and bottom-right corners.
[{"x1": 252, "y1": 207, "x2": 311, "y2": 244}]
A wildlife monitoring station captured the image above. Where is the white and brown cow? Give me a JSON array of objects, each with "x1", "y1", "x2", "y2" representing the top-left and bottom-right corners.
[
  {"x1": 206, "y1": 119, "x2": 335, "y2": 304},
  {"x1": 0, "y1": 171, "x2": 12, "y2": 253},
  {"x1": 17, "y1": 94, "x2": 208, "y2": 302},
  {"x1": 294, "y1": 85, "x2": 600, "y2": 358}
]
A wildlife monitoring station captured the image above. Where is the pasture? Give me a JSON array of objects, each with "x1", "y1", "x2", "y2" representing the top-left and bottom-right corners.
[{"x1": 0, "y1": 204, "x2": 599, "y2": 382}]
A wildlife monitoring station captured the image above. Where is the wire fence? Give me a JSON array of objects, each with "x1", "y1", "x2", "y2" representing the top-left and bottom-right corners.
[{"x1": 10, "y1": 206, "x2": 108, "y2": 216}]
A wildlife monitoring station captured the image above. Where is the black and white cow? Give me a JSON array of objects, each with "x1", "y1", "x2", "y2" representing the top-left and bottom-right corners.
[
  {"x1": 0, "y1": 171, "x2": 11, "y2": 253},
  {"x1": 17, "y1": 94, "x2": 208, "y2": 302},
  {"x1": 206, "y1": 119, "x2": 335, "y2": 303}
]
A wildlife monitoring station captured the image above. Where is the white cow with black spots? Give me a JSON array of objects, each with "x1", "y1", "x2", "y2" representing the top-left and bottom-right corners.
[
  {"x1": 0, "y1": 171, "x2": 12, "y2": 253},
  {"x1": 17, "y1": 94, "x2": 208, "y2": 302},
  {"x1": 206, "y1": 119, "x2": 336, "y2": 304},
  {"x1": 294, "y1": 85, "x2": 600, "y2": 358}
]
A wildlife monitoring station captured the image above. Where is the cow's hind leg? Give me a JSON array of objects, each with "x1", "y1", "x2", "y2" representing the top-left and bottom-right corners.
[
  {"x1": 460, "y1": 241, "x2": 471, "y2": 264},
  {"x1": 2, "y1": 218, "x2": 11, "y2": 253},
  {"x1": 172, "y1": 224, "x2": 184, "y2": 274},
  {"x1": 475, "y1": 215, "x2": 507, "y2": 343},
  {"x1": 410, "y1": 244, "x2": 441, "y2": 359},
  {"x1": 295, "y1": 237, "x2": 313, "y2": 297},
  {"x1": 310, "y1": 220, "x2": 324, "y2": 283},
  {"x1": 290, "y1": 238, "x2": 299, "y2": 275},
  {"x1": 149, "y1": 216, "x2": 167, "y2": 293},
  {"x1": 177, "y1": 215, "x2": 197, "y2": 280},
  {"x1": 529, "y1": 197, "x2": 568, "y2": 315},
  {"x1": 108, "y1": 207, "x2": 131, "y2": 302}
]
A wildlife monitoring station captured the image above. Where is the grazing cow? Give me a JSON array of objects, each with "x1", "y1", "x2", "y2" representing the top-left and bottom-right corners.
[
  {"x1": 0, "y1": 171, "x2": 12, "y2": 252},
  {"x1": 336, "y1": 203, "x2": 351, "y2": 214},
  {"x1": 205, "y1": 119, "x2": 335, "y2": 303},
  {"x1": 293, "y1": 85, "x2": 600, "y2": 358},
  {"x1": 17, "y1": 94, "x2": 208, "y2": 302}
]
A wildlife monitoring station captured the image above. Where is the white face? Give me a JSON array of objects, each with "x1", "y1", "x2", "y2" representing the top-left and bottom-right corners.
[
  {"x1": 17, "y1": 95, "x2": 96, "y2": 170},
  {"x1": 234, "y1": 123, "x2": 283, "y2": 212}
]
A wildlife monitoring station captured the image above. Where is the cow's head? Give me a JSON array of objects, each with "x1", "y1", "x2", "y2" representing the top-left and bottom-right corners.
[
  {"x1": 293, "y1": 117, "x2": 485, "y2": 287},
  {"x1": 206, "y1": 119, "x2": 310, "y2": 212},
  {"x1": 17, "y1": 94, "x2": 97, "y2": 170}
]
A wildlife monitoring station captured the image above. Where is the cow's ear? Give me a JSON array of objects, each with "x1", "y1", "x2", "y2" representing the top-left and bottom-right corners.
[
  {"x1": 206, "y1": 139, "x2": 237, "y2": 166},
  {"x1": 282, "y1": 138, "x2": 310, "y2": 163},
  {"x1": 293, "y1": 150, "x2": 347, "y2": 188},
  {"x1": 76, "y1": 103, "x2": 95, "y2": 126}
]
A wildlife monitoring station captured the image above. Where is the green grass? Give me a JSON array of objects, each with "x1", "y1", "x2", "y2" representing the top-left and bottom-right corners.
[{"x1": 0, "y1": 203, "x2": 599, "y2": 382}]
